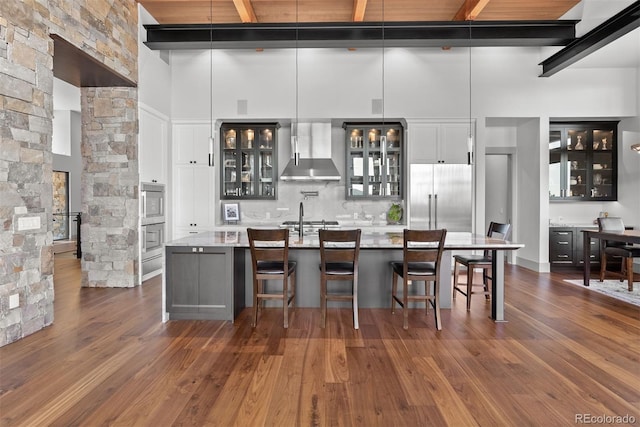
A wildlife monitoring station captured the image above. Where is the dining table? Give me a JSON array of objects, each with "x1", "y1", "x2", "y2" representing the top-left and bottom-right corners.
[{"x1": 581, "y1": 228, "x2": 640, "y2": 286}]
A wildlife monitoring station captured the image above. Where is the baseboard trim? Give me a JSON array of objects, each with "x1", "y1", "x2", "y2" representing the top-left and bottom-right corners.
[{"x1": 516, "y1": 256, "x2": 549, "y2": 273}]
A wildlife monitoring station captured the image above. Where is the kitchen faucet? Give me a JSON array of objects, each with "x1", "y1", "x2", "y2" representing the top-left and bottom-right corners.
[{"x1": 299, "y1": 201, "x2": 304, "y2": 238}]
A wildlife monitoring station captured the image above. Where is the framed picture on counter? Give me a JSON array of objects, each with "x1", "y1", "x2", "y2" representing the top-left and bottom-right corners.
[
  {"x1": 223, "y1": 203, "x2": 240, "y2": 222},
  {"x1": 224, "y1": 231, "x2": 239, "y2": 243}
]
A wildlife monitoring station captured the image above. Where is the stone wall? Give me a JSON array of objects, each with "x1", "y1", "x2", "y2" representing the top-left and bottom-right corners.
[
  {"x1": 0, "y1": 15, "x2": 55, "y2": 346},
  {"x1": 0, "y1": 0, "x2": 138, "y2": 346},
  {"x1": 81, "y1": 87, "x2": 139, "y2": 287}
]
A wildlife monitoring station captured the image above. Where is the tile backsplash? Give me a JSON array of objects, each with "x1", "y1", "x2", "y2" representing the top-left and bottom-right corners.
[{"x1": 223, "y1": 180, "x2": 404, "y2": 226}]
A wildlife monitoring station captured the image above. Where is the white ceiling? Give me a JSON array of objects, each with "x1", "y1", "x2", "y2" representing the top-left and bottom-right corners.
[
  {"x1": 571, "y1": 28, "x2": 640, "y2": 69},
  {"x1": 562, "y1": 0, "x2": 640, "y2": 70}
]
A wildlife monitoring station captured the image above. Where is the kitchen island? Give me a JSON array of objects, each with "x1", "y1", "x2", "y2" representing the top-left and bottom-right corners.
[{"x1": 164, "y1": 230, "x2": 523, "y2": 323}]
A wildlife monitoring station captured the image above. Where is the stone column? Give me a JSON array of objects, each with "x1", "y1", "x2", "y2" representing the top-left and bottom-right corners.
[
  {"x1": 80, "y1": 87, "x2": 139, "y2": 287},
  {"x1": 0, "y1": 20, "x2": 55, "y2": 345}
]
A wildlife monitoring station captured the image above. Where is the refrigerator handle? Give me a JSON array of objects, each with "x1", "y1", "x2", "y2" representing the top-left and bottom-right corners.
[
  {"x1": 428, "y1": 194, "x2": 432, "y2": 229},
  {"x1": 434, "y1": 194, "x2": 438, "y2": 229}
]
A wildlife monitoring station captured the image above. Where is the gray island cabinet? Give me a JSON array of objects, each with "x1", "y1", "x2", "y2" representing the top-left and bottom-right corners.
[
  {"x1": 164, "y1": 230, "x2": 523, "y2": 322},
  {"x1": 165, "y1": 245, "x2": 245, "y2": 320}
]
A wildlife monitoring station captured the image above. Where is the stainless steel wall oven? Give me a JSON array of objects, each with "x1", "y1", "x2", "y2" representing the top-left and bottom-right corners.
[
  {"x1": 141, "y1": 182, "x2": 165, "y2": 225},
  {"x1": 141, "y1": 182, "x2": 165, "y2": 280}
]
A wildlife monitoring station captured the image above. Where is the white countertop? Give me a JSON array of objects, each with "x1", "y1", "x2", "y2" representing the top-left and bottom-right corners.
[
  {"x1": 214, "y1": 221, "x2": 405, "y2": 231},
  {"x1": 549, "y1": 223, "x2": 599, "y2": 228},
  {"x1": 167, "y1": 230, "x2": 524, "y2": 251}
]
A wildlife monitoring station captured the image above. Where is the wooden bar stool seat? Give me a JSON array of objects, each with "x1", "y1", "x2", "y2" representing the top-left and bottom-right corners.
[
  {"x1": 390, "y1": 229, "x2": 447, "y2": 330},
  {"x1": 319, "y1": 229, "x2": 361, "y2": 329},
  {"x1": 248, "y1": 228, "x2": 297, "y2": 328},
  {"x1": 453, "y1": 222, "x2": 511, "y2": 311}
]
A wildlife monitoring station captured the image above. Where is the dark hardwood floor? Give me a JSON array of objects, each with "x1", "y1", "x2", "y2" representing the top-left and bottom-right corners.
[{"x1": 1, "y1": 254, "x2": 638, "y2": 426}]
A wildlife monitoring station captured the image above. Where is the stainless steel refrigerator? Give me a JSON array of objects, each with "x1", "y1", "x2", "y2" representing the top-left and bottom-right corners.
[{"x1": 409, "y1": 164, "x2": 473, "y2": 231}]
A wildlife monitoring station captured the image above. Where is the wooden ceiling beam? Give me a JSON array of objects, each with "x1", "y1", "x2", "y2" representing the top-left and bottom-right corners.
[
  {"x1": 453, "y1": 0, "x2": 491, "y2": 21},
  {"x1": 232, "y1": 0, "x2": 257, "y2": 23},
  {"x1": 352, "y1": 0, "x2": 368, "y2": 22}
]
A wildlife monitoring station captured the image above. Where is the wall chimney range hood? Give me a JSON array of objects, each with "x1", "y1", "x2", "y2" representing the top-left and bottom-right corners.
[{"x1": 280, "y1": 122, "x2": 341, "y2": 181}]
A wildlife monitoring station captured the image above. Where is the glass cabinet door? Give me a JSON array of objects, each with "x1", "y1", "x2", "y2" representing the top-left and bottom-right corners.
[
  {"x1": 367, "y1": 126, "x2": 382, "y2": 196},
  {"x1": 549, "y1": 122, "x2": 617, "y2": 202},
  {"x1": 240, "y1": 151, "x2": 254, "y2": 197},
  {"x1": 221, "y1": 123, "x2": 278, "y2": 200},
  {"x1": 222, "y1": 129, "x2": 239, "y2": 197},
  {"x1": 548, "y1": 129, "x2": 563, "y2": 198},
  {"x1": 345, "y1": 123, "x2": 403, "y2": 200},
  {"x1": 566, "y1": 129, "x2": 588, "y2": 199},
  {"x1": 385, "y1": 127, "x2": 402, "y2": 197},
  {"x1": 591, "y1": 128, "x2": 615, "y2": 199}
]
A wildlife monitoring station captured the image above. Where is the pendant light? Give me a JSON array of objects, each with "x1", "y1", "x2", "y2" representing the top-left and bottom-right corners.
[
  {"x1": 292, "y1": 0, "x2": 300, "y2": 166},
  {"x1": 467, "y1": 19, "x2": 473, "y2": 165},
  {"x1": 208, "y1": 0, "x2": 215, "y2": 167},
  {"x1": 380, "y1": 0, "x2": 387, "y2": 173}
]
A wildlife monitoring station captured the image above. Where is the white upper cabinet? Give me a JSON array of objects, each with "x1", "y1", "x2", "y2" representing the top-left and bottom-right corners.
[
  {"x1": 174, "y1": 124, "x2": 211, "y2": 166},
  {"x1": 172, "y1": 122, "x2": 215, "y2": 240},
  {"x1": 440, "y1": 123, "x2": 471, "y2": 164},
  {"x1": 407, "y1": 120, "x2": 472, "y2": 164},
  {"x1": 407, "y1": 122, "x2": 439, "y2": 163},
  {"x1": 139, "y1": 104, "x2": 168, "y2": 184},
  {"x1": 173, "y1": 165, "x2": 214, "y2": 229}
]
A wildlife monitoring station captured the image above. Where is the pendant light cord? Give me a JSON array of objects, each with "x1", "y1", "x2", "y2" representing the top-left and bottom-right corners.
[
  {"x1": 293, "y1": 0, "x2": 300, "y2": 165},
  {"x1": 295, "y1": 0, "x2": 299, "y2": 132},
  {"x1": 381, "y1": 0, "x2": 385, "y2": 129},
  {"x1": 210, "y1": 2, "x2": 213, "y2": 135},
  {"x1": 208, "y1": 0, "x2": 214, "y2": 167},
  {"x1": 380, "y1": 0, "x2": 387, "y2": 175},
  {"x1": 468, "y1": 19, "x2": 473, "y2": 165}
]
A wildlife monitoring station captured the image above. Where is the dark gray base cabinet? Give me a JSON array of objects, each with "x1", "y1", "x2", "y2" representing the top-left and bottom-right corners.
[
  {"x1": 549, "y1": 227, "x2": 600, "y2": 268},
  {"x1": 166, "y1": 246, "x2": 245, "y2": 320}
]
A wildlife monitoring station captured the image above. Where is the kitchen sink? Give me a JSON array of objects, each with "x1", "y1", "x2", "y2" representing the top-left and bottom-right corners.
[{"x1": 280, "y1": 220, "x2": 340, "y2": 235}]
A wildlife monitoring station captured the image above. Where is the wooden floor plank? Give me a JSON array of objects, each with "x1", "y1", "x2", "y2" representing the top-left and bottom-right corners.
[
  {"x1": 0, "y1": 257, "x2": 638, "y2": 426},
  {"x1": 233, "y1": 354, "x2": 283, "y2": 426}
]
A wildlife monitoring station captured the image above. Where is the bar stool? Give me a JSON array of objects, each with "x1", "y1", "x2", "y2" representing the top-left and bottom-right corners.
[
  {"x1": 318, "y1": 229, "x2": 361, "y2": 329},
  {"x1": 247, "y1": 228, "x2": 297, "y2": 328},
  {"x1": 453, "y1": 222, "x2": 511, "y2": 311},
  {"x1": 598, "y1": 217, "x2": 639, "y2": 291},
  {"x1": 390, "y1": 229, "x2": 447, "y2": 330}
]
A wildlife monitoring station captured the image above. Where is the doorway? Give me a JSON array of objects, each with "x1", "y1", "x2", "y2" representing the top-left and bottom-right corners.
[{"x1": 485, "y1": 152, "x2": 514, "y2": 262}]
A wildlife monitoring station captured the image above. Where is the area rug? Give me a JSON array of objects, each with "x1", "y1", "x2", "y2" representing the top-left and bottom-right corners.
[{"x1": 563, "y1": 279, "x2": 640, "y2": 307}]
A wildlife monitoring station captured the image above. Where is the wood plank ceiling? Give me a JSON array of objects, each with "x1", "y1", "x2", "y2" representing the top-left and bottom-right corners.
[{"x1": 137, "y1": 0, "x2": 582, "y2": 25}]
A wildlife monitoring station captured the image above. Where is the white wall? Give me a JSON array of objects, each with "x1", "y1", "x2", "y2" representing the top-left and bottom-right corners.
[
  {"x1": 170, "y1": 47, "x2": 637, "y2": 122},
  {"x1": 52, "y1": 80, "x2": 82, "y2": 225},
  {"x1": 53, "y1": 78, "x2": 80, "y2": 111},
  {"x1": 164, "y1": 45, "x2": 639, "y2": 271},
  {"x1": 138, "y1": 5, "x2": 172, "y2": 117}
]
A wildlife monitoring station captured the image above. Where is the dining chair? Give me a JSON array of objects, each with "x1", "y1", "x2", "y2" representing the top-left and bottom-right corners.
[
  {"x1": 318, "y1": 229, "x2": 362, "y2": 329},
  {"x1": 597, "y1": 217, "x2": 639, "y2": 291},
  {"x1": 390, "y1": 229, "x2": 447, "y2": 330},
  {"x1": 247, "y1": 228, "x2": 297, "y2": 328},
  {"x1": 452, "y1": 222, "x2": 511, "y2": 311}
]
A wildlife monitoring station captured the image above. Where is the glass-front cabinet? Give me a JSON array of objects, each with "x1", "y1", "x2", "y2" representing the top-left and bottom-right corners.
[
  {"x1": 221, "y1": 123, "x2": 278, "y2": 199},
  {"x1": 344, "y1": 122, "x2": 403, "y2": 199},
  {"x1": 549, "y1": 122, "x2": 617, "y2": 201}
]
